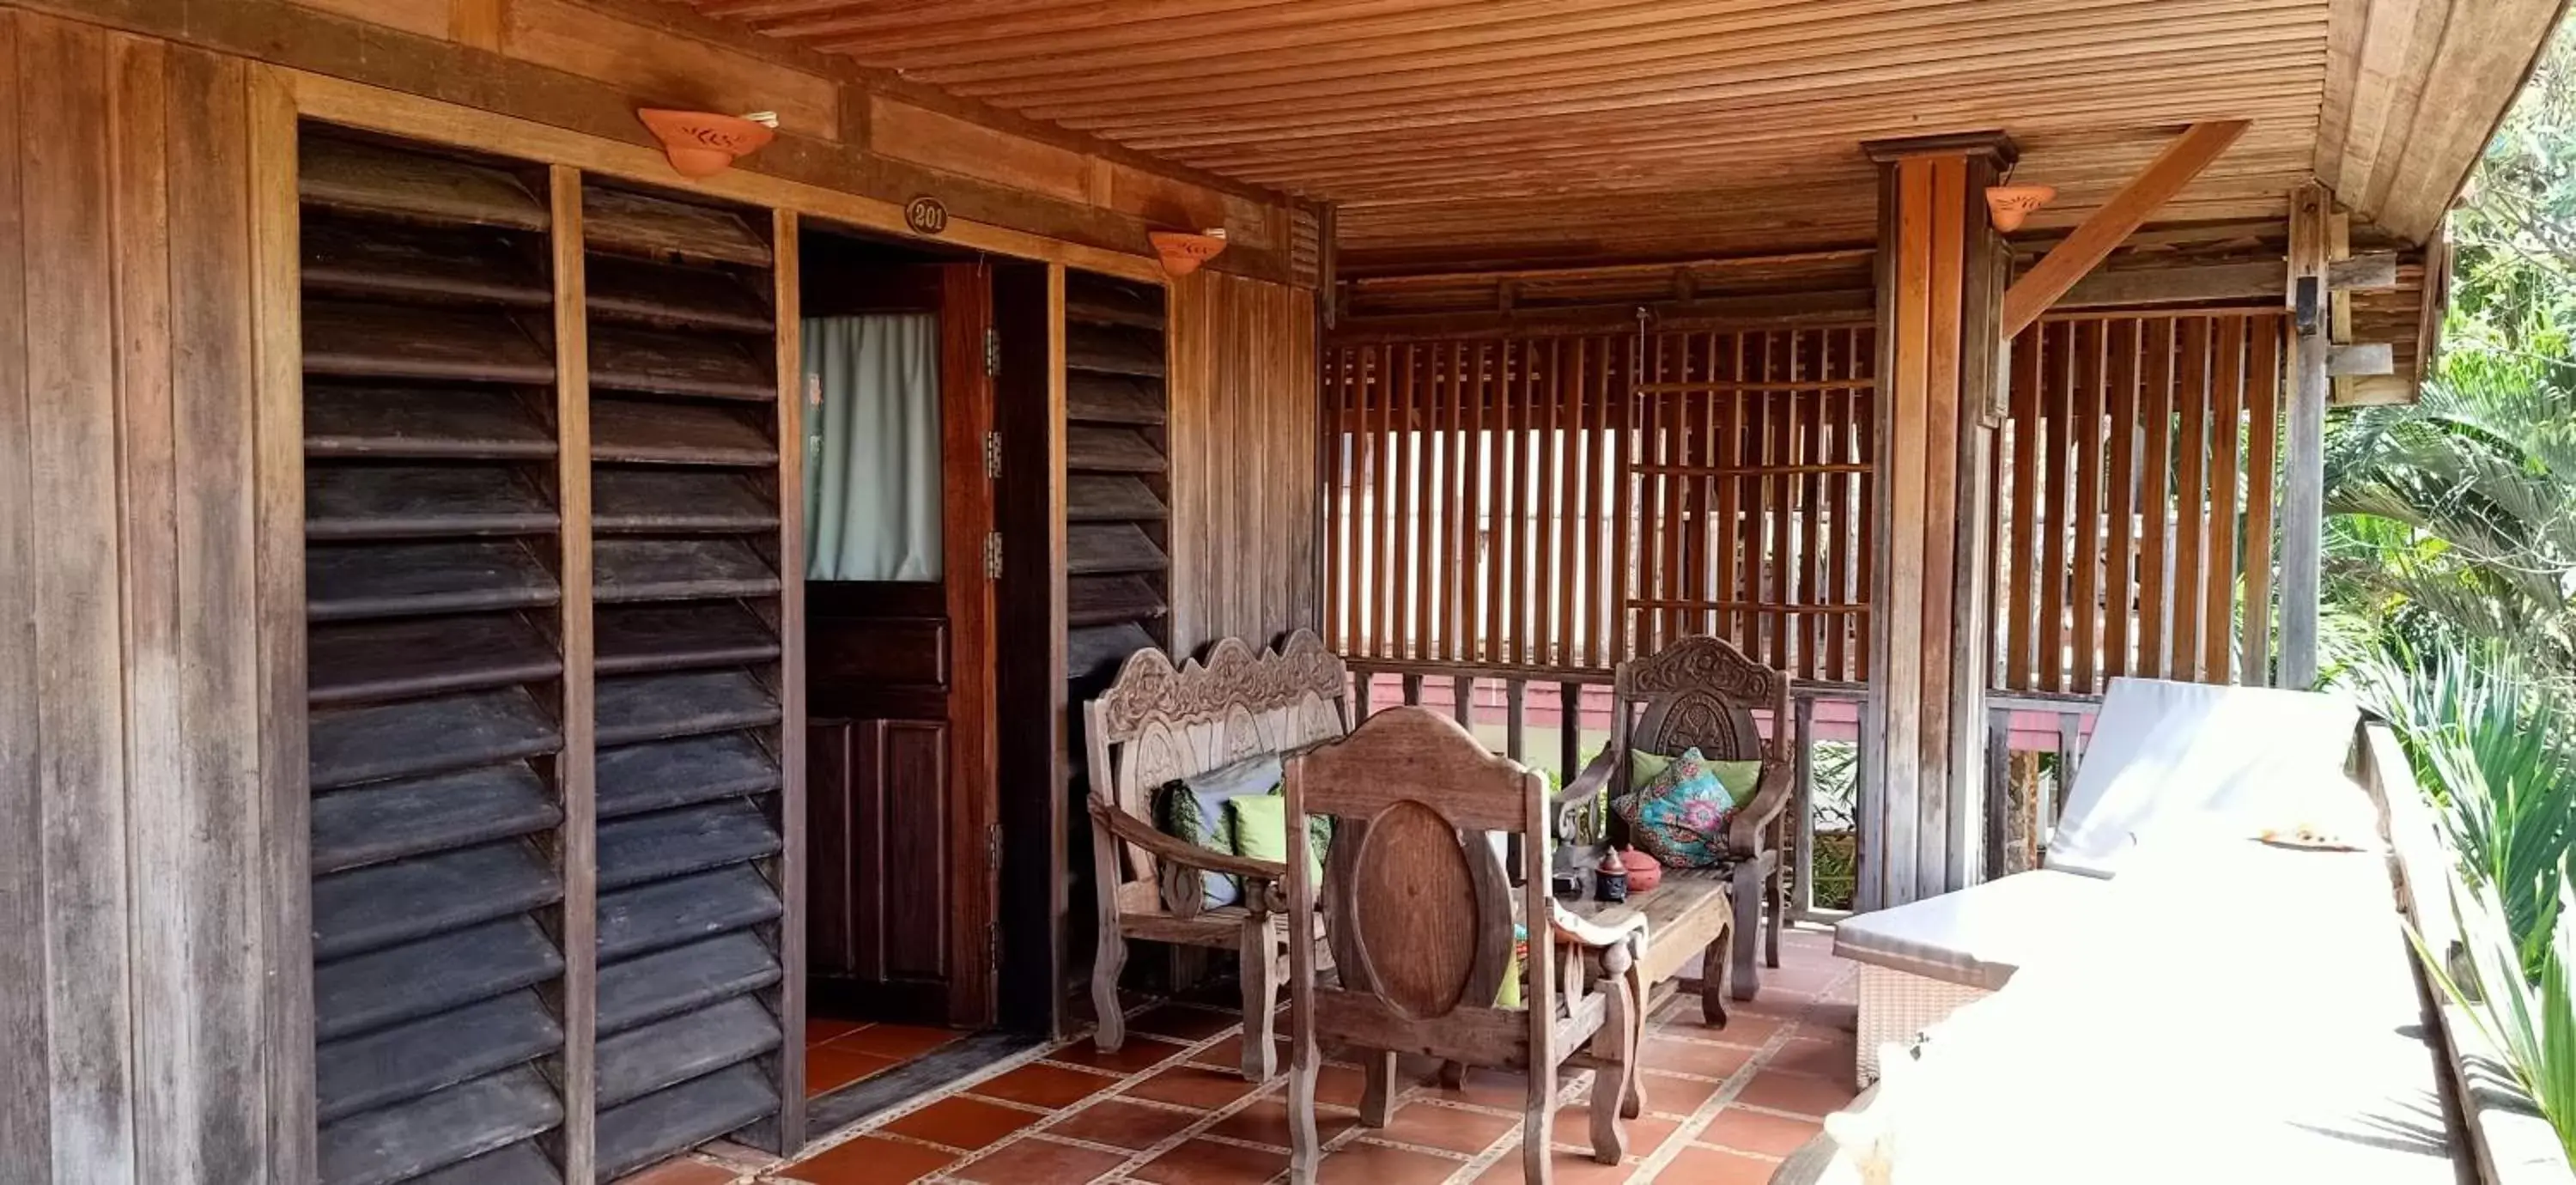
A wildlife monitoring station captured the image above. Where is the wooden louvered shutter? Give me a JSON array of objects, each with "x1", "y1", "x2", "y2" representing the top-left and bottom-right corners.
[
  {"x1": 581, "y1": 179, "x2": 796, "y2": 1177},
  {"x1": 299, "y1": 130, "x2": 577, "y2": 1185},
  {"x1": 1064, "y1": 272, "x2": 1172, "y2": 691}
]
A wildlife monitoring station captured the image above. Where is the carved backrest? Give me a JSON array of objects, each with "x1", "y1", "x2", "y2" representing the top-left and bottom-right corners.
[
  {"x1": 1083, "y1": 629, "x2": 1351, "y2": 887},
  {"x1": 1616, "y1": 635, "x2": 1793, "y2": 766},
  {"x1": 1285, "y1": 708, "x2": 1553, "y2": 1057}
]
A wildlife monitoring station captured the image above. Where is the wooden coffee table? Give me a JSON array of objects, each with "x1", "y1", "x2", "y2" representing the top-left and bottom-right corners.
[{"x1": 1564, "y1": 867, "x2": 1737, "y2": 1028}]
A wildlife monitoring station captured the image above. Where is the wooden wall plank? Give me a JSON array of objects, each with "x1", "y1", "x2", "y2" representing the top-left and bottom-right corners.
[
  {"x1": 2004, "y1": 327, "x2": 2040, "y2": 689},
  {"x1": 549, "y1": 164, "x2": 599, "y2": 1184},
  {"x1": 2138, "y1": 316, "x2": 2174, "y2": 678},
  {"x1": 2068, "y1": 319, "x2": 2103, "y2": 694},
  {"x1": 21, "y1": 16, "x2": 140, "y2": 1179},
  {"x1": 2037, "y1": 322, "x2": 2069, "y2": 690},
  {"x1": 0, "y1": 11, "x2": 45, "y2": 1180},
  {"x1": 2172, "y1": 316, "x2": 2210, "y2": 679},
  {"x1": 772, "y1": 208, "x2": 810, "y2": 1148},
  {"x1": 246, "y1": 59, "x2": 313, "y2": 1185},
  {"x1": 1167, "y1": 270, "x2": 1321, "y2": 654},
  {"x1": 2242, "y1": 313, "x2": 2281, "y2": 684},
  {"x1": 2204, "y1": 314, "x2": 2247, "y2": 683},
  {"x1": 155, "y1": 40, "x2": 268, "y2": 1182},
  {"x1": 2102, "y1": 319, "x2": 2138, "y2": 679}
]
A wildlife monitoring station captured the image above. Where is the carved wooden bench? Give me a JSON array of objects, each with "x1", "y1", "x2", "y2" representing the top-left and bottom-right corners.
[{"x1": 1082, "y1": 630, "x2": 1352, "y2": 1081}]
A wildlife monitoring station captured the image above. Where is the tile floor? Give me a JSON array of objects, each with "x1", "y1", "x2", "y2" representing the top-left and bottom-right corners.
[
  {"x1": 632, "y1": 924, "x2": 1859, "y2": 1185},
  {"x1": 805, "y1": 1018, "x2": 971, "y2": 1097}
]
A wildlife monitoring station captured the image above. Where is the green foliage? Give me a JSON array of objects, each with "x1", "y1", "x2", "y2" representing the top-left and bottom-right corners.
[
  {"x1": 2347, "y1": 641, "x2": 2576, "y2": 980},
  {"x1": 2415, "y1": 872, "x2": 2576, "y2": 1164}
]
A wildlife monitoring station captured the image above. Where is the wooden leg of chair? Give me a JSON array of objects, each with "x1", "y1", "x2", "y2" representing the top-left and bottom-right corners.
[
  {"x1": 1288, "y1": 1042, "x2": 1322, "y2": 1185},
  {"x1": 1437, "y1": 1060, "x2": 1467, "y2": 1091},
  {"x1": 1360, "y1": 1049, "x2": 1399, "y2": 1127},
  {"x1": 1524, "y1": 1072, "x2": 1556, "y2": 1185},
  {"x1": 1239, "y1": 923, "x2": 1280, "y2": 1081},
  {"x1": 1701, "y1": 926, "x2": 1732, "y2": 1029},
  {"x1": 1092, "y1": 927, "x2": 1128, "y2": 1053},
  {"x1": 1586, "y1": 964, "x2": 1646, "y2": 1119},
  {"x1": 1730, "y1": 865, "x2": 1761, "y2": 1000},
  {"x1": 1766, "y1": 859, "x2": 1785, "y2": 969},
  {"x1": 1589, "y1": 970, "x2": 1637, "y2": 1164}
]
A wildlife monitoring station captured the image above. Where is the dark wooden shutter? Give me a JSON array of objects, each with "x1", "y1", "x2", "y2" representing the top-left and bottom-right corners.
[
  {"x1": 299, "y1": 130, "x2": 574, "y2": 1185},
  {"x1": 1064, "y1": 272, "x2": 1171, "y2": 692},
  {"x1": 580, "y1": 179, "x2": 792, "y2": 1180}
]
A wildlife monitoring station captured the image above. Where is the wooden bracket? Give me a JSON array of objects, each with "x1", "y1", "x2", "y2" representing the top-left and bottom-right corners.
[{"x1": 2000, "y1": 120, "x2": 2251, "y2": 337}]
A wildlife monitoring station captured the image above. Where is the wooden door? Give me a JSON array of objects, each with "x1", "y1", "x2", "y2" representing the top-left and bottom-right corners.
[{"x1": 805, "y1": 265, "x2": 999, "y2": 1029}]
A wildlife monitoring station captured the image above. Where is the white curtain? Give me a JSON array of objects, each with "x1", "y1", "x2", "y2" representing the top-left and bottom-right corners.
[{"x1": 803, "y1": 314, "x2": 943, "y2": 581}]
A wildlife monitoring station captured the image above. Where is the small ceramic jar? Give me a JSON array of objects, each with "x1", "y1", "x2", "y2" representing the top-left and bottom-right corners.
[
  {"x1": 1593, "y1": 848, "x2": 1630, "y2": 903},
  {"x1": 1619, "y1": 847, "x2": 1664, "y2": 893}
]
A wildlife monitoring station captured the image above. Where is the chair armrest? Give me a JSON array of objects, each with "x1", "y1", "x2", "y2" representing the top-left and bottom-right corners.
[
  {"x1": 1726, "y1": 761, "x2": 1795, "y2": 859},
  {"x1": 1551, "y1": 747, "x2": 1620, "y2": 842},
  {"x1": 1546, "y1": 899, "x2": 1649, "y2": 951},
  {"x1": 1087, "y1": 796, "x2": 1290, "y2": 884}
]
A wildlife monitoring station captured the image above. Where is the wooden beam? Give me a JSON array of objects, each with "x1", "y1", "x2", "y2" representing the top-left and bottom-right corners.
[
  {"x1": 2328, "y1": 342, "x2": 2396, "y2": 376},
  {"x1": 2279, "y1": 181, "x2": 2331, "y2": 690},
  {"x1": 2328, "y1": 252, "x2": 2401, "y2": 291},
  {"x1": 2000, "y1": 120, "x2": 2251, "y2": 337},
  {"x1": 2057, "y1": 259, "x2": 2281, "y2": 308}
]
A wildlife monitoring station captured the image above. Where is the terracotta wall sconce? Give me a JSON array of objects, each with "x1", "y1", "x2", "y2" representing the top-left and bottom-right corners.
[
  {"x1": 638, "y1": 109, "x2": 778, "y2": 179},
  {"x1": 1149, "y1": 228, "x2": 1228, "y2": 276},
  {"x1": 1984, "y1": 184, "x2": 2057, "y2": 232}
]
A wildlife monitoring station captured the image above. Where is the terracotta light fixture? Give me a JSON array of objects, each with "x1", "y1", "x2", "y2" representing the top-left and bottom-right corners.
[
  {"x1": 1984, "y1": 184, "x2": 2057, "y2": 232},
  {"x1": 638, "y1": 109, "x2": 777, "y2": 179},
  {"x1": 1149, "y1": 228, "x2": 1228, "y2": 276}
]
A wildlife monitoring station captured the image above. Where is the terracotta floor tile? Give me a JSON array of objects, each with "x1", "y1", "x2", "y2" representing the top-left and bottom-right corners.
[
  {"x1": 1652, "y1": 1145, "x2": 1779, "y2": 1184},
  {"x1": 946, "y1": 1136, "x2": 1130, "y2": 1185},
  {"x1": 1190, "y1": 1032, "x2": 1293, "y2": 1073},
  {"x1": 1733, "y1": 1070, "x2": 1857, "y2": 1118},
  {"x1": 1127, "y1": 1004, "x2": 1242, "y2": 1042},
  {"x1": 1801, "y1": 1000, "x2": 1859, "y2": 1034},
  {"x1": 1662, "y1": 1011, "x2": 1783, "y2": 1047},
  {"x1": 1315, "y1": 1140, "x2": 1462, "y2": 1184},
  {"x1": 1471, "y1": 1145, "x2": 1637, "y2": 1184},
  {"x1": 1425, "y1": 1066, "x2": 1538, "y2": 1110},
  {"x1": 879, "y1": 1096, "x2": 1040, "y2": 1152},
  {"x1": 1123, "y1": 1064, "x2": 1260, "y2": 1109},
  {"x1": 1371, "y1": 1100, "x2": 1517, "y2": 1155},
  {"x1": 1634, "y1": 1071, "x2": 1722, "y2": 1118},
  {"x1": 806, "y1": 1018, "x2": 868, "y2": 1043},
  {"x1": 1040, "y1": 1099, "x2": 1202, "y2": 1151},
  {"x1": 833, "y1": 1023, "x2": 962, "y2": 1060},
  {"x1": 1696, "y1": 1107, "x2": 1825, "y2": 1158},
  {"x1": 1129, "y1": 1138, "x2": 1290, "y2": 1185},
  {"x1": 1311, "y1": 1063, "x2": 1372, "y2": 1109},
  {"x1": 611, "y1": 1158, "x2": 737, "y2": 1185},
  {"x1": 971, "y1": 1062, "x2": 1123, "y2": 1109},
  {"x1": 1204, "y1": 1093, "x2": 1357, "y2": 1150},
  {"x1": 1550, "y1": 1110, "x2": 1678, "y2": 1159},
  {"x1": 783, "y1": 1135, "x2": 956, "y2": 1185},
  {"x1": 1048, "y1": 1034, "x2": 1193, "y2": 1076},
  {"x1": 1637, "y1": 1036, "x2": 1753, "y2": 1080},
  {"x1": 806, "y1": 1047, "x2": 900, "y2": 1095},
  {"x1": 1765, "y1": 1036, "x2": 1854, "y2": 1080}
]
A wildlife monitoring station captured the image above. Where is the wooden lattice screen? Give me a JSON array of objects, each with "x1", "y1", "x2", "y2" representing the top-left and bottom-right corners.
[
  {"x1": 1991, "y1": 308, "x2": 2286, "y2": 693},
  {"x1": 1320, "y1": 324, "x2": 1877, "y2": 681}
]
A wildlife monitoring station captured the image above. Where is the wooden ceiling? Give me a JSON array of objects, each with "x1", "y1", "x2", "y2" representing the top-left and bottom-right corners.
[{"x1": 682, "y1": 0, "x2": 2558, "y2": 275}]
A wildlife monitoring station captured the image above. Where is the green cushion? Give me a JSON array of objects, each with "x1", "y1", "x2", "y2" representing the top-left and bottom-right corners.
[
  {"x1": 1224, "y1": 792, "x2": 1329, "y2": 885},
  {"x1": 1709, "y1": 759, "x2": 1764, "y2": 801},
  {"x1": 1628, "y1": 748, "x2": 1674, "y2": 793}
]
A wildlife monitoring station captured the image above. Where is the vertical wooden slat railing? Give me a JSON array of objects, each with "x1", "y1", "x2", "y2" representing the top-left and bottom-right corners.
[{"x1": 1344, "y1": 657, "x2": 1866, "y2": 920}]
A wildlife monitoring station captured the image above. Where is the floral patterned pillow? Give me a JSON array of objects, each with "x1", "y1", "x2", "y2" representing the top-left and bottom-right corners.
[{"x1": 1613, "y1": 748, "x2": 1748, "y2": 868}]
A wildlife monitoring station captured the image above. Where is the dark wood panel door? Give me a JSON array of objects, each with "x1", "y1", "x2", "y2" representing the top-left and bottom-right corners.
[{"x1": 804, "y1": 264, "x2": 997, "y2": 1030}]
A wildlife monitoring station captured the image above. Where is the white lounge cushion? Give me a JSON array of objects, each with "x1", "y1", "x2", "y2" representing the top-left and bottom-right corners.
[
  {"x1": 1832, "y1": 869, "x2": 2109, "y2": 991},
  {"x1": 2044, "y1": 678, "x2": 2358, "y2": 878}
]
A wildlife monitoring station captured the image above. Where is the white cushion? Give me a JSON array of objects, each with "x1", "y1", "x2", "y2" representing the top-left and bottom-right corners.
[
  {"x1": 1832, "y1": 869, "x2": 2109, "y2": 991},
  {"x1": 2044, "y1": 678, "x2": 2357, "y2": 878}
]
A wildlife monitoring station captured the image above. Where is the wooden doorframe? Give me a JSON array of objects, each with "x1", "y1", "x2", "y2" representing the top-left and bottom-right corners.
[{"x1": 936, "y1": 262, "x2": 1002, "y2": 1028}]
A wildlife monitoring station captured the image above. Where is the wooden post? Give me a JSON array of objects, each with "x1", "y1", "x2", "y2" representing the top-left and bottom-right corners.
[
  {"x1": 2279, "y1": 183, "x2": 2331, "y2": 690},
  {"x1": 1860, "y1": 132, "x2": 2014, "y2": 908}
]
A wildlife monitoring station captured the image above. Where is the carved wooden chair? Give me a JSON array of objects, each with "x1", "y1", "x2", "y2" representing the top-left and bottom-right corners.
[
  {"x1": 1083, "y1": 629, "x2": 1352, "y2": 1081},
  {"x1": 1285, "y1": 707, "x2": 1647, "y2": 1184},
  {"x1": 1564, "y1": 635, "x2": 1793, "y2": 1000}
]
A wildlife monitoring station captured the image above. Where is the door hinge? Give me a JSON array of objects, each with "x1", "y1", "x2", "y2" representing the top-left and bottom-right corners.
[
  {"x1": 983, "y1": 430, "x2": 1003, "y2": 480},
  {"x1": 983, "y1": 532, "x2": 1003, "y2": 580},
  {"x1": 984, "y1": 327, "x2": 1000, "y2": 377}
]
